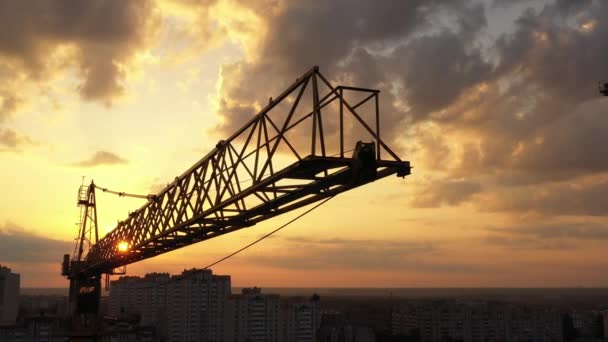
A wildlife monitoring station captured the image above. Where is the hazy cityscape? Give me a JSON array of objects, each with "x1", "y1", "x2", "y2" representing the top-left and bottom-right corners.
[{"x1": 2, "y1": 265, "x2": 608, "y2": 341}]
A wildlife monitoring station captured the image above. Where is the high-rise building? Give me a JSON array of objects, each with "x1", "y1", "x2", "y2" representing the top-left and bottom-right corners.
[
  {"x1": 283, "y1": 294, "x2": 321, "y2": 342},
  {"x1": 108, "y1": 270, "x2": 321, "y2": 342},
  {"x1": 0, "y1": 266, "x2": 19, "y2": 326},
  {"x1": 109, "y1": 273, "x2": 170, "y2": 328},
  {"x1": 225, "y1": 288, "x2": 321, "y2": 342},
  {"x1": 166, "y1": 268, "x2": 231, "y2": 342},
  {"x1": 109, "y1": 270, "x2": 231, "y2": 341},
  {"x1": 318, "y1": 311, "x2": 375, "y2": 342},
  {"x1": 603, "y1": 310, "x2": 608, "y2": 339},
  {"x1": 392, "y1": 300, "x2": 563, "y2": 342},
  {"x1": 225, "y1": 287, "x2": 281, "y2": 342}
]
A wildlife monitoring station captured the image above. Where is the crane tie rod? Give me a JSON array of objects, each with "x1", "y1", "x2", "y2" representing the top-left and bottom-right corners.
[
  {"x1": 203, "y1": 195, "x2": 334, "y2": 270},
  {"x1": 95, "y1": 185, "x2": 157, "y2": 201}
]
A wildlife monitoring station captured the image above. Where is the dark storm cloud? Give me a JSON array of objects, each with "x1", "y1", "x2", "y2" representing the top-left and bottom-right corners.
[
  {"x1": 436, "y1": 0, "x2": 608, "y2": 135},
  {"x1": 495, "y1": 4, "x2": 608, "y2": 104},
  {"x1": 437, "y1": 0, "x2": 607, "y2": 173},
  {"x1": 491, "y1": 0, "x2": 533, "y2": 8},
  {"x1": 71, "y1": 150, "x2": 128, "y2": 168},
  {"x1": 511, "y1": 100, "x2": 608, "y2": 177},
  {"x1": 427, "y1": 1, "x2": 608, "y2": 207},
  {"x1": 492, "y1": 0, "x2": 593, "y2": 13},
  {"x1": 393, "y1": 31, "x2": 492, "y2": 118},
  {"x1": 0, "y1": 0, "x2": 160, "y2": 110},
  {"x1": 452, "y1": 97, "x2": 608, "y2": 188},
  {"x1": 213, "y1": 0, "x2": 484, "y2": 138},
  {"x1": 482, "y1": 176, "x2": 608, "y2": 216},
  {"x1": 390, "y1": 2, "x2": 492, "y2": 119},
  {"x1": 0, "y1": 222, "x2": 72, "y2": 262},
  {"x1": 207, "y1": 0, "x2": 608, "y2": 215}
]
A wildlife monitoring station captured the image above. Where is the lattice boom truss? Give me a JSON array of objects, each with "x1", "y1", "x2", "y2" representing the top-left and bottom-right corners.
[{"x1": 82, "y1": 66, "x2": 410, "y2": 277}]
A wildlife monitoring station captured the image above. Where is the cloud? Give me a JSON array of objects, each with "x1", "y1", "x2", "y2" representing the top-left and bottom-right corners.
[
  {"x1": 391, "y1": 7, "x2": 492, "y2": 119},
  {"x1": 485, "y1": 222, "x2": 608, "y2": 250},
  {"x1": 505, "y1": 223, "x2": 608, "y2": 240},
  {"x1": 212, "y1": 0, "x2": 484, "y2": 141},
  {"x1": 0, "y1": 0, "x2": 604, "y2": 224},
  {"x1": 0, "y1": 127, "x2": 34, "y2": 152},
  {"x1": 0, "y1": 0, "x2": 161, "y2": 114},
  {"x1": 0, "y1": 222, "x2": 72, "y2": 263},
  {"x1": 244, "y1": 236, "x2": 444, "y2": 271},
  {"x1": 491, "y1": 0, "x2": 533, "y2": 9},
  {"x1": 71, "y1": 150, "x2": 128, "y2": 168},
  {"x1": 203, "y1": 0, "x2": 608, "y2": 220},
  {"x1": 409, "y1": 1, "x2": 608, "y2": 213},
  {"x1": 480, "y1": 174, "x2": 608, "y2": 216},
  {"x1": 508, "y1": 100, "x2": 608, "y2": 179},
  {"x1": 235, "y1": 236, "x2": 504, "y2": 276},
  {"x1": 0, "y1": 92, "x2": 24, "y2": 122},
  {"x1": 412, "y1": 179, "x2": 483, "y2": 208},
  {"x1": 198, "y1": 0, "x2": 608, "y2": 220}
]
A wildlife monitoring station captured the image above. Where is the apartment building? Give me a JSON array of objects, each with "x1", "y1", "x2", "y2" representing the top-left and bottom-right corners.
[
  {"x1": 166, "y1": 269, "x2": 231, "y2": 342},
  {"x1": 0, "y1": 266, "x2": 19, "y2": 327}
]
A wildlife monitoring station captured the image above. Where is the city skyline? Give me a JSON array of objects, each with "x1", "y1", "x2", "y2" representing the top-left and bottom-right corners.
[
  {"x1": 8, "y1": 267, "x2": 608, "y2": 341},
  {"x1": 1, "y1": 0, "x2": 608, "y2": 289}
]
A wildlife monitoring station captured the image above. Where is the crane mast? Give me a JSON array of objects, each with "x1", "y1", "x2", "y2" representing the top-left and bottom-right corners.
[{"x1": 61, "y1": 66, "x2": 411, "y2": 328}]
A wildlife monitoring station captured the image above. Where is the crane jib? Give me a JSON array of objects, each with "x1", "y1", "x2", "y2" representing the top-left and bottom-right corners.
[{"x1": 61, "y1": 66, "x2": 411, "y2": 319}]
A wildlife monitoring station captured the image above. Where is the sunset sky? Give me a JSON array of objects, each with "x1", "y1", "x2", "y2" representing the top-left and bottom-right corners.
[{"x1": 1, "y1": 0, "x2": 608, "y2": 288}]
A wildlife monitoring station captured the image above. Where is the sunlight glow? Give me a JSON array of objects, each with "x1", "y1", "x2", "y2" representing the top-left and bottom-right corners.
[{"x1": 117, "y1": 241, "x2": 130, "y2": 253}]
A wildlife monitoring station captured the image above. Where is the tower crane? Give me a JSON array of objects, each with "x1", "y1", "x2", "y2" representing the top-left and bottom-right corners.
[{"x1": 61, "y1": 66, "x2": 411, "y2": 331}]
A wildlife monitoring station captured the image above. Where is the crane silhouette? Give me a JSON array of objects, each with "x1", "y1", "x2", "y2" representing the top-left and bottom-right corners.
[{"x1": 61, "y1": 66, "x2": 411, "y2": 333}]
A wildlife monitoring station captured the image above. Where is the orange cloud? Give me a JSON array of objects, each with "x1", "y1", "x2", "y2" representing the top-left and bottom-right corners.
[
  {"x1": 0, "y1": 0, "x2": 161, "y2": 114},
  {"x1": 0, "y1": 128, "x2": 34, "y2": 152},
  {"x1": 70, "y1": 150, "x2": 128, "y2": 168}
]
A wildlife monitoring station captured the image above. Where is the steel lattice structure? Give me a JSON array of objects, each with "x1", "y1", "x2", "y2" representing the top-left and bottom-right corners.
[{"x1": 65, "y1": 66, "x2": 410, "y2": 282}]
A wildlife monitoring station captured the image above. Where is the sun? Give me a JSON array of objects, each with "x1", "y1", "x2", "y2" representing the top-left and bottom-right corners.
[{"x1": 117, "y1": 241, "x2": 130, "y2": 253}]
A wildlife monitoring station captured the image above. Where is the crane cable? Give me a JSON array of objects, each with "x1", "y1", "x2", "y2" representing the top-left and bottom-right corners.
[
  {"x1": 94, "y1": 185, "x2": 157, "y2": 201},
  {"x1": 203, "y1": 195, "x2": 334, "y2": 270}
]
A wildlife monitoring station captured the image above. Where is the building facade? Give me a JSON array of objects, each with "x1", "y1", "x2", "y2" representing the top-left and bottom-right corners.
[
  {"x1": 224, "y1": 288, "x2": 321, "y2": 342},
  {"x1": 0, "y1": 266, "x2": 19, "y2": 327},
  {"x1": 392, "y1": 300, "x2": 563, "y2": 342},
  {"x1": 225, "y1": 287, "x2": 281, "y2": 342},
  {"x1": 603, "y1": 310, "x2": 608, "y2": 339},
  {"x1": 109, "y1": 271, "x2": 321, "y2": 341},
  {"x1": 166, "y1": 269, "x2": 231, "y2": 342},
  {"x1": 109, "y1": 273, "x2": 170, "y2": 328},
  {"x1": 282, "y1": 294, "x2": 321, "y2": 342},
  {"x1": 110, "y1": 269, "x2": 231, "y2": 341}
]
